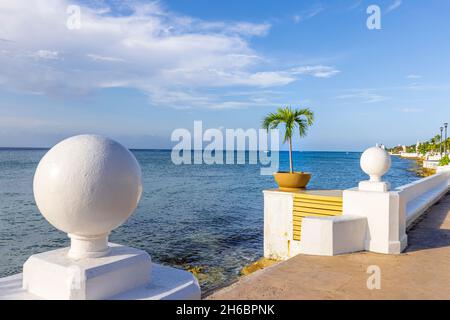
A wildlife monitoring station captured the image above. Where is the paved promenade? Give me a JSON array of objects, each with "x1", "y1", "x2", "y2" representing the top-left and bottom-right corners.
[{"x1": 207, "y1": 193, "x2": 450, "y2": 300}]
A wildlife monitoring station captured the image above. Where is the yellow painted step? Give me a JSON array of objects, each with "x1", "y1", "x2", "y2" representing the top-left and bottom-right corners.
[
  {"x1": 294, "y1": 196, "x2": 343, "y2": 203},
  {"x1": 294, "y1": 202, "x2": 342, "y2": 211},
  {"x1": 294, "y1": 211, "x2": 342, "y2": 219},
  {"x1": 293, "y1": 194, "x2": 342, "y2": 203},
  {"x1": 294, "y1": 207, "x2": 342, "y2": 216},
  {"x1": 294, "y1": 201, "x2": 342, "y2": 209}
]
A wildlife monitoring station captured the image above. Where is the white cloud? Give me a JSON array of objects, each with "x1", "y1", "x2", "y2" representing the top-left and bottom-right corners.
[
  {"x1": 86, "y1": 54, "x2": 125, "y2": 62},
  {"x1": 348, "y1": 1, "x2": 363, "y2": 11},
  {"x1": 337, "y1": 89, "x2": 389, "y2": 104},
  {"x1": 197, "y1": 21, "x2": 271, "y2": 37},
  {"x1": 0, "y1": 115, "x2": 58, "y2": 128},
  {"x1": 386, "y1": 0, "x2": 402, "y2": 13},
  {"x1": 293, "y1": 15, "x2": 302, "y2": 23},
  {"x1": 31, "y1": 50, "x2": 59, "y2": 60},
  {"x1": 0, "y1": 38, "x2": 16, "y2": 43},
  {"x1": 291, "y1": 65, "x2": 340, "y2": 78},
  {"x1": 293, "y1": 5, "x2": 325, "y2": 23},
  {"x1": 399, "y1": 107, "x2": 423, "y2": 113},
  {"x1": 406, "y1": 74, "x2": 422, "y2": 79},
  {"x1": 0, "y1": 0, "x2": 335, "y2": 109}
]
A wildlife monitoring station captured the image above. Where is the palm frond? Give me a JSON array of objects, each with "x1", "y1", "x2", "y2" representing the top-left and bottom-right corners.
[
  {"x1": 294, "y1": 108, "x2": 314, "y2": 126},
  {"x1": 262, "y1": 106, "x2": 314, "y2": 172},
  {"x1": 262, "y1": 106, "x2": 315, "y2": 159},
  {"x1": 262, "y1": 112, "x2": 285, "y2": 130}
]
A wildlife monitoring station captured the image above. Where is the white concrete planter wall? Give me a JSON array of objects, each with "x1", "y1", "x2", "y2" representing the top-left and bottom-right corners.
[{"x1": 263, "y1": 190, "x2": 299, "y2": 260}]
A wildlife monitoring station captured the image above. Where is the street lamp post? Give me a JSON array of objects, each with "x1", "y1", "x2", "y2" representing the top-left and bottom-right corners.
[
  {"x1": 444, "y1": 122, "x2": 448, "y2": 155},
  {"x1": 445, "y1": 123, "x2": 448, "y2": 155},
  {"x1": 440, "y1": 127, "x2": 444, "y2": 157}
]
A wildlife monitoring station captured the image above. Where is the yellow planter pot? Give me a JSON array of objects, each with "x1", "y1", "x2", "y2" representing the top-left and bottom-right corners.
[{"x1": 273, "y1": 172, "x2": 311, "y2": 191}]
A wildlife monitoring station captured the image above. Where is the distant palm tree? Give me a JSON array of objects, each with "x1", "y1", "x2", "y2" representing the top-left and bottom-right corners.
[
  {"x1": 430, "y1": 135, "x2": 441, "y2": 153},
  {"x1": 262, "y1": 106, "x2": 314, "y2": 173}
]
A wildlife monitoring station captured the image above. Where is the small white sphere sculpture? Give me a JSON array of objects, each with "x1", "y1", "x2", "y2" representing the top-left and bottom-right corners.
[
  {"x1": 360, "y1": 146, "x2": 391, "y2": 182},
  {"x1": 33, "y1": 135, "x2": 142, "y2": 259}
]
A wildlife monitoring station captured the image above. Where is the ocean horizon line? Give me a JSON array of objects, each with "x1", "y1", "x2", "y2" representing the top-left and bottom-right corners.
[{"x1": 0, "y1": 147, "x2": 363, "y2": 153}]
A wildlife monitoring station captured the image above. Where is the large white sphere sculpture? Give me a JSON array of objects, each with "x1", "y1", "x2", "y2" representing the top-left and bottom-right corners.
[
  {"x1": 33, "y1": 135, "x2": 142, "y2": 259},
  {"x1": 360, "y1": 146, "x2": 391, "y2": 182}
]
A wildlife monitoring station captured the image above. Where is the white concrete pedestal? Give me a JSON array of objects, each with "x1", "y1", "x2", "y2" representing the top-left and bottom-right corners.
[
  {"x1": 23, "y1": 243, "x2": 153, "y2": 300},
  {"x1": 0, "y1": 264, "x2": 200, "y2": 300},
  {"x1": 1, "y1": 243, "x2": 200, "y2": 300},
  {"x1": 343, "y1": 189, "x2": 407, "y2": 254},
  {"x1": 358, "y1": 180, "x2": 390, "y2": 192},
  {"x1": 7, "y1": 243, "x2": 201, "y2": 300}
]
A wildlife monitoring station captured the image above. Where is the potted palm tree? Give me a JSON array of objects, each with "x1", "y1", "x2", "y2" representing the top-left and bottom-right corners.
[{"x1": 263, "y1": 106, "x2": 314, "y2": 190}]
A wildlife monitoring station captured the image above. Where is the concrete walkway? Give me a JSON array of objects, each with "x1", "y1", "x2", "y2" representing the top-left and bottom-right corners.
[{"x1": 207, "y1": 193, "x2": 450, "y2": 300}]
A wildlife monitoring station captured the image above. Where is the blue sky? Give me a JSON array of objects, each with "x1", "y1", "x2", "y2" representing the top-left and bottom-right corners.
[{"x1": 0, "y1": 0, "x2": 449, "y2": 150}]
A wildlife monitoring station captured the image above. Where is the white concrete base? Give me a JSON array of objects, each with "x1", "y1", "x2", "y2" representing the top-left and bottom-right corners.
[
  {"x1": 0, "y1": 263, "x2": 200, "y2": 300},
  {"x1": 23, "y1": 243, "x2": 151, "y2": 300},
  {"x1": 365, "y1": 236, "x2": 407, "y2": 255},
  {"x1": 358, "y1": 180, "x2": 390, "y2": 192},
  {"x1": 344, "y1": 189, "x2": 407, "y2": 254},
  {"x1": 299, "y1": 215, "x2": 367, "y2": 256},
  {"x1": 15, "y1": 243, "x2": 201, "y2": 300}
]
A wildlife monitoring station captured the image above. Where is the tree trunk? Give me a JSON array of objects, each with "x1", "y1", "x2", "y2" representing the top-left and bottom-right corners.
[{"x1": 289, "y1": 138, "x2": 293, "y2": 173}]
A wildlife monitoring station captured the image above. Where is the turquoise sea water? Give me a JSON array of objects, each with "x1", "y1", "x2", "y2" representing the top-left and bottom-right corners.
[{"x1": 0, "y1": 149, "x2": 419, "y2": 292}]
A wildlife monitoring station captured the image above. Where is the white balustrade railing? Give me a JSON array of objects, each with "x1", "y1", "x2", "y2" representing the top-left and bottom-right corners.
[{"x1": 396, "y1": 171, "x2": 450, "y2": 227}]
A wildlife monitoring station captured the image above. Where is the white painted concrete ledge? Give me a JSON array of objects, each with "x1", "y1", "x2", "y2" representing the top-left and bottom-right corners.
[{"x1": 0, "y1": 263, "x2": 200, "y2": 300}]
